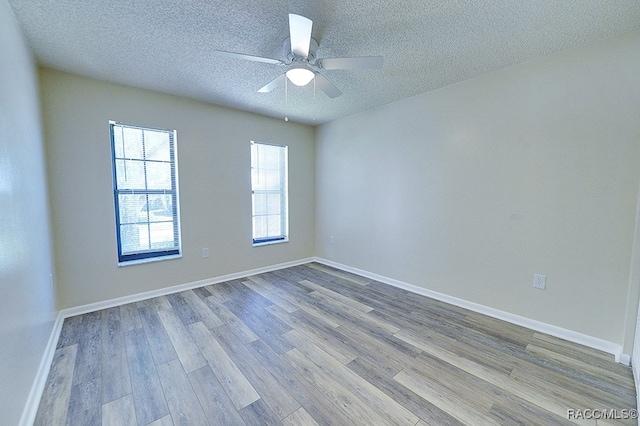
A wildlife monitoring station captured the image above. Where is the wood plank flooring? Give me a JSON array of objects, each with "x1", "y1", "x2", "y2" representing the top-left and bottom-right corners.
[{"x1": 35, "y1": 262, "x2": 636, "y2": 425}]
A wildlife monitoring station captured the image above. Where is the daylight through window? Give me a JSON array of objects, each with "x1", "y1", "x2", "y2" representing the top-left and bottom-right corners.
[
  {"x1": 110, "y1": 121, "x2": 181, "y2": 263},
  {"x1": 251, "y1": 141, "x2": 288, "y2": 245}
]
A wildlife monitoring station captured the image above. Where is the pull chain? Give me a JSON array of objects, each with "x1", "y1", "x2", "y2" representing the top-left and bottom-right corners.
[{"x1": 284, "y1": 77, "x2": 289, "y2": 122}]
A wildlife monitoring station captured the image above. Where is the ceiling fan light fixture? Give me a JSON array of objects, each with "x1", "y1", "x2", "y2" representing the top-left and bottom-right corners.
[{"x1": 286, "y1": 67, "x2": 315, "y2": 86}]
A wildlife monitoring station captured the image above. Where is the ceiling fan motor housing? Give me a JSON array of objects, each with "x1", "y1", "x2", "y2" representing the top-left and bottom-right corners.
[{"x1": 284, "y1": 37, "x2": 319, "y2": 63}]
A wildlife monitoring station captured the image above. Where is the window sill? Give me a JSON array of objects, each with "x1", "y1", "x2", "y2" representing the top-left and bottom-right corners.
[
  {"x1": 253, "y1": 238, "x2": 289, "y2": 247},
  {"x1": 118, "y1": 253, "x2": 182, "y2": 267}
]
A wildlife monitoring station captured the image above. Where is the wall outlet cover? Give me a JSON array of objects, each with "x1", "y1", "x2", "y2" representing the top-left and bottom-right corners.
[{"x1": 533, "y1": 274, "x2": 546, "y2": 289}]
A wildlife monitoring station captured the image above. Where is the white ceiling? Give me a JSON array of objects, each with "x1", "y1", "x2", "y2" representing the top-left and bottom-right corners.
[{"x1": 8, "y1": 0, "x2": 640, "y2": 125}]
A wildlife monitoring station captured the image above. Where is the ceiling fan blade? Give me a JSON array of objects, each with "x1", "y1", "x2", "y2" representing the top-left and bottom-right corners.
[
  {"x1": 211, "y1": 50, "x2": 284, "y2": 65},
  {"x1": 314, "y1": 73, "x2": 342, "y2": 98},
  {"x1": 289, "y1": 14, "x2": 313, "y2": 58},
  {"x1": 258, "y1": 74, "x2": 286, "y2": 93},
  {"x1": 317, "y1": 56, "x2": 384, "y2": 70}
]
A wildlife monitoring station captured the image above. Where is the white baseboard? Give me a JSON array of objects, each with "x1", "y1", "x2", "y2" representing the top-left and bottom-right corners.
[
  {"x1": 314, "y1": 257, "x2": 628, "y2": 364},
  {"x1": 20, "y1": 311, "x2": 65, "y2": 426},
  {"x1": 634, "y1": 361, "x2": 640, "y2": 415},
  {"x1": 61, "y1": 257, "x2": 316, "y2": 318}
]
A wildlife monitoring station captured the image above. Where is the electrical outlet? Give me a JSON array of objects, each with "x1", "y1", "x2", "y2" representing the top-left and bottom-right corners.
[
  {"x1": 329, "y1": 236, "x2": 335, "y2": 245},
  {"x1": 533, "y1": 274, "x2": 546, "y2": 290},
  {"x1": 202, "y1": 248, "x2": 209, "y2": 258}
]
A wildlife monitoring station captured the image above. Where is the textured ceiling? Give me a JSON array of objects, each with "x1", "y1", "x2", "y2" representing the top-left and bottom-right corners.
[{"x1": 8, "y1": 0, "x2": 640, "y2": 125}]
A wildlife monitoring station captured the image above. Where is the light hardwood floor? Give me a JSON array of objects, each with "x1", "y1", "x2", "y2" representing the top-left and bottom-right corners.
[{"x1": 35, "y1": 263, "x2": 636, "y2": 425}]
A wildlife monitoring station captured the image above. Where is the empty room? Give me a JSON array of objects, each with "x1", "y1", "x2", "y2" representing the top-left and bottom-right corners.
[{"x1": 2, "y1": 0, "x2": 640, "y2": 425}]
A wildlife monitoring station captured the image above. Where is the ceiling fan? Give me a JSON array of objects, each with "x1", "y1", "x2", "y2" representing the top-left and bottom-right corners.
[{"x1": 211, "y1": 14, "x2": 384, "y2": 98}]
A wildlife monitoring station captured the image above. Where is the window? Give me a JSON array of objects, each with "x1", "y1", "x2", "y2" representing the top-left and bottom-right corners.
[
  {"x1": 251, "y1": 141, "x2": 288, "y2": 245},
  {"x1": 110, "y1": 121, "x2": 181, "y2": 264}
]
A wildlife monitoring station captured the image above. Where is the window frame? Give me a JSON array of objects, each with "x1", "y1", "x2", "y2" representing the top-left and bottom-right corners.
[
  {"x1": 251, "y1": 141, "x2": 289, "y2": 246},
  {"x1": 110, "y1": 121, "x2": 182, "y2": 265}
]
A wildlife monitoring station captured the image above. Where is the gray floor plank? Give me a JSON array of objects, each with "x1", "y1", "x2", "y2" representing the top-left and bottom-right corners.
[
  {"x1": 226, "y1": 279, "x2": 275, "y2": 308},
  {"x1": 188, "y1": 365, "x2": 247, "y2": 426},
  {"x1": 347, "y1": 356, "x2": 464, "y2": 426},
  {"x1": 304, "y1": 263, "x2": 371, "y2": 286},
  {"x1": 187, "y1": 321, "x2": 260, "y2": 410},
  {"x1": 157, "y1": 358, "x2": 210, "y2": 426},
  {"x1": 181, "y1": 289, "x2": 224, "y2": 328},
  {"x1": 266, "y1": 304, "x2": 358, "y2": 365},
  {"x1": 488, "y1": 399, "x2": 579, "y2": 426},
  {"x1": 101, "y1": 307, "x2": 132, "y2": 404},
  {"x1": 203, "y1": 282, "x2": 236, "y2": 304},
  {"x1": 119, "y1": 303, "x2": 143, "y2": 333},
  {"x1": 298, "y1": 279, "x2": 373, "y2": 313},
  {"x1": 138, "y1": 306, "x2": 178, "y2": 365},
  {"x1": 246, "y1": 339, "x2": 343, "y2": 426},
  {"x1": 34, "y1": 345, "x2": 77, "y2": 426},
  {"x1": 284, "y1": 347, "x2": 395, "y2": 426},
  {"x1": 243, "y1": 277, "x2": 300, "y2": 313},
  {"x1": 284, "y1": 329, "x2": 419, "y2": 426},
  {"x1": 224, "y1": 297, "x2": 294, "y2": 354},
  {"x1": 166, "y1": 292, "x2": 200, "y2": 326},
  {"x1": 71, "y1": 311, "x2": 101, "y2": 386},
  {"x1": 137, "y1": 305, "x2": 178, "y2": 366},
  {"x1": 261, "y1": 282, "x2": 344, "y2": 329},
  {"x1": 146, "y1": 415, "x2": 173, "y2": 426},
  {"x1": 136, "y1": 295, "x2": 172, "y2": 311},
  {"x1": 65, "y1": 379, "x2": 101, "y2": 426},
  {"x1": 202, "y1": 295, "x2": 259, "y2": 343},
  {"x1": 191, "y1": 285, "x2": 212, "y2": 300},
  {"x1": 213, "y1": 325, "x2": 301, "y2": 419},
  {"x1": 55, "y1": 315, "x2": 84, "y2": 349},
  {"x1": 102, "y1": 394, "x2": 137, "y2": 426},
  {"x1": 157, "y1": 308, "x2": 207, "y2": 373},
  {"x1": 124, "y1": 328, "x2": 169, "y2": 425},
  {"x1": 281, "y1": 407, "x2": 320, "y2": 426},
  {"x1": 238, "y1": 399, "x2": 281, "y2": 426}
]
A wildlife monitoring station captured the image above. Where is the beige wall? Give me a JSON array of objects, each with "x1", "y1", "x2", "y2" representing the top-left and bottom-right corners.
[
  {"x1": 0, "y1": 1, "x2": 57, "y2": 424},
  {"x1": 40, "y1": 69, "x2": 316, "y2": 309},
  {"x1": 316, "y1": 30, "x2": 640, "y2": 347}
]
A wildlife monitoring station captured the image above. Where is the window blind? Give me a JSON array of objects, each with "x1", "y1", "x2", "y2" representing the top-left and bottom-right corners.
[
  {"x1": 251, "y1": 141, "x2": 288, "y2": 245},
  {"x1": 110, "y1": 121, "x2": 181, "y2": 263}
]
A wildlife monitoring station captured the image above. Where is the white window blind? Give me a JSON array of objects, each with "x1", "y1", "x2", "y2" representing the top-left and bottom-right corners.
[
  {"x1": 110, "y1": 121, "x2": 181, "y2": 263},
  {"x1": 251, "y1": 141, "x2": 288, "y2": 245}
]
